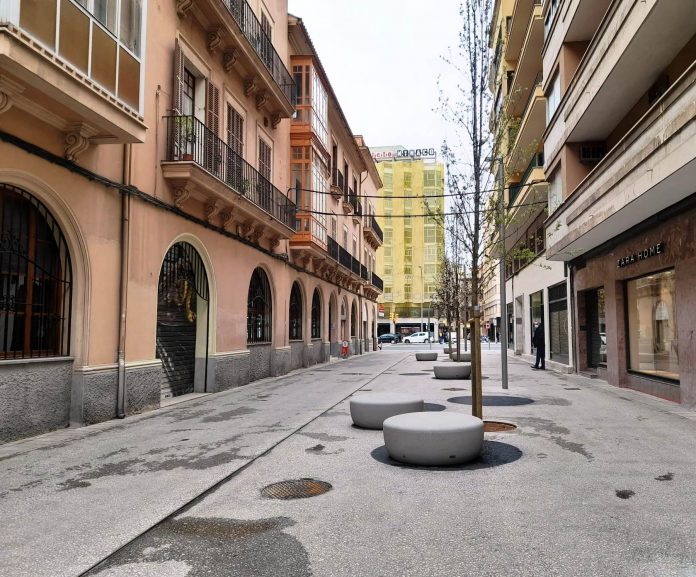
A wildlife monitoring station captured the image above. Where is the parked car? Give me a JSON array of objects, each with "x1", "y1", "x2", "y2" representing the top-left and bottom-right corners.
[
  {"x1": 403, "y1": 332, "x2": 434, "y2": 343},
  {"x1": 378, "y1": 333, "x2": 401, "y2": 343}
]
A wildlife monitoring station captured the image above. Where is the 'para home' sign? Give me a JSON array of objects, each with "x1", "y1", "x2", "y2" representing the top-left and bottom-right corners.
[{"x1": 617, "y1": 242, "x2": 665, "y2": 268}]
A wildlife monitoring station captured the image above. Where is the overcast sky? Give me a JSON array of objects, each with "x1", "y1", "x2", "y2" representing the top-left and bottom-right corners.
[{"x1": 287, "y1": 0, "x2": 464, "y2": 153}]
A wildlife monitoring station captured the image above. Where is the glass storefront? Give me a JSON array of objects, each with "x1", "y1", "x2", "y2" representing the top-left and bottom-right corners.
[
  {"x1": 587, "y1": 287, "x2": 606, "y2": 367},
  {"x1": 529, "y1": 290, "x2": 544, "y2": 352},
  {"x1": 626, "y1": 269, "x2": 678, "y2": 381},
  {"x1": 548, "y1": 282, "x2": 569, "y2": 364}
]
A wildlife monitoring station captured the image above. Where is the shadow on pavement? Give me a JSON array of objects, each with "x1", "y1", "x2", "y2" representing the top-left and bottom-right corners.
[
  {"x1": 424, "y1": 403, "x2": 447, "y2": 412},
  {"x1": 370, "y1": 440, "x2": 523, "y2": 471},
  {"x1": 447, "y1": 395, "x2": 534, "y2": 406}
]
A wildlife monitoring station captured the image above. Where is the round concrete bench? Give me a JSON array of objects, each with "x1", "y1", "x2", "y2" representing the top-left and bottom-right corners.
[
  {"x1": 350, "y1": 393, "x2": 424, "y2": 429},
  {"x1": 384, "y1": 412, "x2": 484, "y2": 466},
  {"x1": 433, "y1": 363, "x2": 471, "y2": 379},
  {"x1": 415, "y1": 352, "x2": 438, "y2": 361},
  {"x1": 450, "y1": 351, "x2": 471, "y2": 362}
]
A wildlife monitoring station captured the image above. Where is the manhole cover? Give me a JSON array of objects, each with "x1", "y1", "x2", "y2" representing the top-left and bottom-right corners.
[
  {"x1": 484, "y1": 421, "x2": 517, "y2": 433},
  {"x1": 260, "y1": 479, "x2": 332, "y2": 500}
]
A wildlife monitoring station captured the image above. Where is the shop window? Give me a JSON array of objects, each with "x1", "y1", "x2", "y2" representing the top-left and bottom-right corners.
[
  {"x1": 0, "y1": 186, "x2": 72, "y2": 359},
  {"x1": 586, "y1": 288, "x2": 606, "y2": 367},
  {"x1": 627, "y1": 270, "x2": 678, "y2": 381},
  {"x1": 289, "y1": 282, "x2": 302, "y2": 341},
  {"x1": 529, "y1": 290, "x2": 544, "y2": 352}
]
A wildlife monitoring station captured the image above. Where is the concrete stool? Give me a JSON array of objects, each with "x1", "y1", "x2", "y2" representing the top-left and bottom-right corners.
[
  {"x1": 450, "y1": 351, "x2": 471, "y2": 362},
  {"x1": 415, "y1": 352, "x2": 438, "y2": 361},
  {"x1": 350, "y1": 393, "x2": 424, "y2": 429},
  {"x1": 384, "y1": 412, "x2": 484, "y2": 466},
  {"x1": 434, "y1": 363, "x2": 471, "y2": 379}
]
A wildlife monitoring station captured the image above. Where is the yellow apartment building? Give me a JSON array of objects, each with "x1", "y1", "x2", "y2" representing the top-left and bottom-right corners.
[{"x1": 372, "y1": 147, "x2": 445, "y2": 339}]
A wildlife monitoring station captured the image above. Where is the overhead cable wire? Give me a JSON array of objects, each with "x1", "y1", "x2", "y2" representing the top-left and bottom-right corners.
[
  {"x1": 289, "y1": 179, "x2": 548, "y2": 200},
  {"x1": 293, "y1": 200, "x2": 549, "y2": 219}
]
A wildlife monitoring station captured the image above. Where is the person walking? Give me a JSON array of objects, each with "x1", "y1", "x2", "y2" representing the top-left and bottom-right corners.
[{"x1": 532, "y1": 322, "x2": 545, "y2": 370}]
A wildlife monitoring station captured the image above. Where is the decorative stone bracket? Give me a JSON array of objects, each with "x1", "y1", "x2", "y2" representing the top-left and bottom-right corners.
[
  {"x1": 0, "y1": 76, "x2": 24, "y2": 115},
  {"x1": 64, "y1": 123, "x2": 97, "y2": 162}
]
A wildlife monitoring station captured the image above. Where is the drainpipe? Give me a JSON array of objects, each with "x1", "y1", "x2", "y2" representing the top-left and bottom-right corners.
[{"x1": 117, "y1": 144, "x2": 132, "y2": 419}]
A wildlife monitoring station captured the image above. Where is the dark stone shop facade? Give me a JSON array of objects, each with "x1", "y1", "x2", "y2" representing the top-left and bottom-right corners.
[{"x1": 571, "y1": 199, "x2": 696, "y2": 406}]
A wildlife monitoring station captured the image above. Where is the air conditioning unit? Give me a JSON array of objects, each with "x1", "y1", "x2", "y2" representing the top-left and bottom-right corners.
[{"x1": 579, "y1": 143, "x2": 606, "y2": 164}]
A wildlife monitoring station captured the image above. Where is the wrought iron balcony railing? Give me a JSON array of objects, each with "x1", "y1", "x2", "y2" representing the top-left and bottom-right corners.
[
  {"x1": 339, "y1": 245, "x2": 352, "y2": 270},
  {"x1": 369, "y1": 215, "x2": 383, "y2": 242},
  {"x1": 220, "y1": 0, "x2": 295, "y2": 106},
  {"x1": 165, "y1": 115, "x2": 296, "y2": 229},
  {"x1": 371, "y1": 272, "x2": 384, "y2": 291},
  {"x1": 351, "y1": 256, "x2": 360, "y2": 275},
  {"x1": 327, "y1": 236, "x2": 339, "y2": 261}
]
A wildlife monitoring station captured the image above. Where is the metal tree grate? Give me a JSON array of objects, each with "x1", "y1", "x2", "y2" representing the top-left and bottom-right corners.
[
  {"x1": 484, "y1": 421, "x2": 517, "y2": 433},
  {"x1": 261, "y1": 479, "x2": 333, "y2": 500}
]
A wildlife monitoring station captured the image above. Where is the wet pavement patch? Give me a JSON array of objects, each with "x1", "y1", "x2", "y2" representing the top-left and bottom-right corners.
[
  {"x1": 298, "y1": 432, "x2": 349, "y2": 442},
  {"x1": 616, "y1": 489, "x2": 635, "y2": 499},
  {"x1": 370, "y1": 440, "x2": 522, "y2": 470},
  {"x1": 85, "y1": 516, "x2": 310, "y2": 577},
  {"x1": 655, "y1": 473, "x2": 674, "y2": 481},
  {"x1": 447, "y1": 395, "x2": 534, "y2": 407},
  {"x1": 306, "y1": 444, "x2": 325, "y2": 453},
  {"x1": 564, "y1": 387, "x2": 581, "y2": 391}
]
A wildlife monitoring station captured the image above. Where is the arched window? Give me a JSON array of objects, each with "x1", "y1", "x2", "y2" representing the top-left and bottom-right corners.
[
  {"x1": 350, "y1": 301, "x2": 357, "y2": 337},
  {"x1": 247, "y1": 267, "x2": 272, "y2": 343},
  {"x1": 311, "y1": 289, "x2": 321, "y2": 339},
  {"x1": 0, "y1": 185, "x2": 72, "y2": 358},
  {"x1": 289, "y1": 282, "x2": 302, "y2": 340}
]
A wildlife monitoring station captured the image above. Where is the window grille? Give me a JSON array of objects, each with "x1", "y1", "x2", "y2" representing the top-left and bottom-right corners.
[
  {"x1": 289, "y1": 282, "x2": 303, "y2": 340},
  {"x1": 0, "y1": 185, "x2": 72, "y2": 358},
  {"x1": 311, "y1": 289, "x2": 321, "y2": 339},
  {"x1": 247, "y1": 267, "x2": 272, "y2": 343}
]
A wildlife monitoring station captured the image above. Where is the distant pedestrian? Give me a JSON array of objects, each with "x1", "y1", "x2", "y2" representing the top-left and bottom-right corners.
[{"x1": 532, "y1": 322, "x2": 545, "y2": 370}]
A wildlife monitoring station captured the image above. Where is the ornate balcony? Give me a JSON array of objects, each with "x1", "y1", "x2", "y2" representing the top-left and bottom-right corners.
[
  {"x1": 371, "y1": 272, "x2": 384, "y2": 292},
  {"x1": 330, "y1": 168, "x2": 344, "y2": 200},
  {"x1": 352, "y1": 198, "x2": 362, "y2": 225},
  {"x1": 161, "y1": 115, "x2": 296, "y2": 242},
  {"x1": 342, "y1": 187, "x2": 354, "y2": 215},
  {"x1": 363, "y1": 214, "x2": 383, "y2": 248},
  {"x1": 177, "y1": 0, "x2": 295, "y2": 119}
]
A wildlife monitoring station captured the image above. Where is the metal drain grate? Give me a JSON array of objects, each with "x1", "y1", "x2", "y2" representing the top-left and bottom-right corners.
[
  {"x1": 261, "y1": 478, "x2": 332, "y2": 500},
  {"x1": 399, "y1": 373, "x2": 425, "y2": 376}
]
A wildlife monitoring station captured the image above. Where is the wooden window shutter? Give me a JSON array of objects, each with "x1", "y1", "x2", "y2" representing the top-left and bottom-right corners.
[
  {"x1": 206, "y1": 81, "x2": 220, "y2": 136},
  {"x1": 172, "y1": 39, "x2": 185, "y2": 114},
  {"x1": 205, "y1": 81, "x2": 221, "y2": 173}
]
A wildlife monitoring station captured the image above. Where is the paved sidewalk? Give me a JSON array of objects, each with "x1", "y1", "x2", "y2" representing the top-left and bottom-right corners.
[
  {"x1": 0, "y1": 353, "x2": 398, "y2": 577},
  {"x1": 3, "y1": 348, "x2": 696, "y2": 576}
]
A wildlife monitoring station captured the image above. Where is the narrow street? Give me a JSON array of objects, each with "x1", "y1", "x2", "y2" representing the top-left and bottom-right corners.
[{"x1": 2, "y1": 348, "x2": 696, "y2": 576}]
